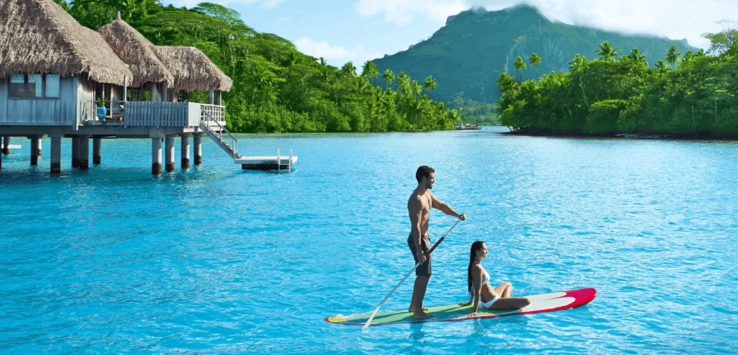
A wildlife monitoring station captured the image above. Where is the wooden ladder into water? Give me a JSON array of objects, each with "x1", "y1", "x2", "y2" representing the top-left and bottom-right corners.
[
  {"x1": 200, "y1": 108, "x2": 242, "y2": 160},
  {"x1": 199, "y1": 107, "x2": 298, "y2": 172}
]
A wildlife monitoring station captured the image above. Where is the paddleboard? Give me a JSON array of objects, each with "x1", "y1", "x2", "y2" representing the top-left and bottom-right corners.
[{"x1": 326, "y1": 288, "x2": 596, "y2": 326}]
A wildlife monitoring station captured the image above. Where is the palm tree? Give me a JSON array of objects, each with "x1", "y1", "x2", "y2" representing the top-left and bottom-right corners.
[
  {"x1": 397, "y1": 73, "x2": 411, "y2": 96},
  {"x1": 341, "y1": 62, "x2": 357, "y2": 77},
  {"x1": 596, "y1": 41, "x2": 617, "y2": 62},
  {"x1": 423, "y1": 76, "x2": 438, "y2": 92},
  {"x1": 628, "y1": 48, "x2": 648, "y2": 69},
  {"x1": 655, "y1": 60, "x2": 668, "y2": 73},
  {"x1": 361, "y1": 61, "x2": 379, "y2": 80},
  {"x1": 382, "y1": 69, "x2": 395, "y2": 89},
  {"x1": 513, "y1": 55, "x2": 527, "y2": 82},
  {"x1": 529, "y1": 53, "x2": 542, "y2": 77},
  {"x1": 569, "y1": 54, "x2": 590, "y2": 107},
  {"x1": 666, "y1": 46, "x2": 680, "y2": 69},
  {"x1": 681, "y1": 51, "x2": 695, "y2": 68}
]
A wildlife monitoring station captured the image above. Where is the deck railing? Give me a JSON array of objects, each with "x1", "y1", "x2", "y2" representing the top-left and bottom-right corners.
[
  {"x1": 201, "y1": 104, "x2": 226, "y2": 129},
  {"x1": 81, "y1": 101, "x2": 225, "y2": 128},
  {"x1": 125, "y1": 101, "x2": 192, "y2": 127}
]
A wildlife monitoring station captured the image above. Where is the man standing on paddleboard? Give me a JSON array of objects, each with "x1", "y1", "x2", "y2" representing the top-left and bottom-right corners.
[{"x1": 408, "y1": 165, "x2": 466, "y2": 319}]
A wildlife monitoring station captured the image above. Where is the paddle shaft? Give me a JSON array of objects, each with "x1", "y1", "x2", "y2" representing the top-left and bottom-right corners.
[{"x1": 362, "y1": 219, "x2": 461, "y2": 329}]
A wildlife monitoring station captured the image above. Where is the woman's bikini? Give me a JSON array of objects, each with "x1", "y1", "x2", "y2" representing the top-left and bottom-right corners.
[{"x1": 478, "y1": 267, "x2": 500, "y2": 309}]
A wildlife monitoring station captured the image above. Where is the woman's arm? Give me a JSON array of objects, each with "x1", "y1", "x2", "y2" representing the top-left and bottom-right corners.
[{"x1": 471, "y1": 265, "x2": 482, "y2": 315}]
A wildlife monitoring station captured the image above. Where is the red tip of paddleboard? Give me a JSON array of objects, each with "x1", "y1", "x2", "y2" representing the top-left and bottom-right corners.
[{"x1": 565, "y1": 288, "x2": 597, "y2": 309}]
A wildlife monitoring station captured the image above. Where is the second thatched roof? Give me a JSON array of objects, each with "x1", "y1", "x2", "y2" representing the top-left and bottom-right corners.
[
  {"x1": 0, "y1": 0, "x2": 132, "y2": 86},
  {"x1": 154, "y1": 46, "x2": 233, "y2": 92},
  {"x1": 98, "y1": 15, "x2": 173, "y2": 88}
]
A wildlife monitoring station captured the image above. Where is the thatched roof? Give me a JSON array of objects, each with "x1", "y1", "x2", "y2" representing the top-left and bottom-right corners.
[
  {"x1": 98, "y1": 15, "x2": 173, "y2": 88},
  {"x1": 154, "y1": 46, "x2": 233, "y2": 92},
  {"x1": 0, "y1": 0, "x2": 132, "y2": 86}
]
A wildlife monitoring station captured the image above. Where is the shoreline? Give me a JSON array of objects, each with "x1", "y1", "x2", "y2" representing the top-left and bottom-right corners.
[{"x1": 502, "y1": 129, "x2": 738, "y2": 142}]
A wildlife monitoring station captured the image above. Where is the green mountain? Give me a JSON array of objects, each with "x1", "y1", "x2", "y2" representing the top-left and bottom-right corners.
[{"x1": 372, "y1": 5, "x2": 696, "y2": 104}]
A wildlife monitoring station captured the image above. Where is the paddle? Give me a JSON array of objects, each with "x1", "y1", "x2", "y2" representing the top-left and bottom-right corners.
[{"x1": 362, "y1": 218, "x2": 463, "y2": 329}]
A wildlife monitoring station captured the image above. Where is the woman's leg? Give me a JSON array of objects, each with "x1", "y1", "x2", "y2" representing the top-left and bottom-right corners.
[
  {"x1": 495, "y1": 282, "x2": 513, "y2": 298},
  {"x1": 490, "y1": 297, "x2": 530, "y2": 311}
]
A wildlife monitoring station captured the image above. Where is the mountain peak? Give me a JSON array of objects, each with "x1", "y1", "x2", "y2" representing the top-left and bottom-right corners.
[
  {"x1": 375, "y1": 5, "x2": 695, "y2": 104},
  {"x1": 446, "y1": 4, "x2": 546, "y2": 25}
]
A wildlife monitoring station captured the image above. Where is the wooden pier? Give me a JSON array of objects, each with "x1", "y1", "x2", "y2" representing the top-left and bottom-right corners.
[{"x1": 1, "y1": 1, "x2": 296, "y2": 176}]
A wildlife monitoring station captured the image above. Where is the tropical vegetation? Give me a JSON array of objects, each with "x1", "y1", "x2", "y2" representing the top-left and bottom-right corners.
[
  {"x1": 58, "y1": 0, "x2": 460, "y2": 132},
  {"x1": 498, "y1": 33, "x2": 738, "y2": 137}
]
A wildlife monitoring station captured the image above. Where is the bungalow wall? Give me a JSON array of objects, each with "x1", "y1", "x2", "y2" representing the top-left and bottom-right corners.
[{"x1": 0, "y1": 75, "x2": 80, "y2": 126}]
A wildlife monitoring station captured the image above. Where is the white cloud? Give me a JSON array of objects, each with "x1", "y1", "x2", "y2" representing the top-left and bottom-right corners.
[
  {"x1": 294, "y1": 37, "x2": 382, "y2": 67},
  {"x1": 355, "y1": 0, "x2": 469, "y2": 25},
  {"x1": 477, "y1": 0, "x2": 738, "y2": 49},
  {"x1": 354, "y1": 0, "x2": 738, "y2": 49},
  {"x1": 295, "y1": 37, "x2": 352, "y2": 60}
]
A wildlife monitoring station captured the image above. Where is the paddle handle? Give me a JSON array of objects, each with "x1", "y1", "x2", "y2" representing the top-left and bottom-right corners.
[{"x1": 362, "y1": 219, "x2": 461, "y2": 329}]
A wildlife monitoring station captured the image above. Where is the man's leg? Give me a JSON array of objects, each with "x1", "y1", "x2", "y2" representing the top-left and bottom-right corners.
[{"x1": 410, "y1": 275, "x2": 432, "y2": 318}]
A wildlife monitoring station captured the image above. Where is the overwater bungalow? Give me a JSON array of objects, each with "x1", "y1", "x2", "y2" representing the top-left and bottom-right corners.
[{"x1": 0, "y1": 0, "x2": 236, "y2": 175}]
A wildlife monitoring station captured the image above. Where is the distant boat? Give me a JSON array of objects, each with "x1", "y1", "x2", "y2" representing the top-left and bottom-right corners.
[{"x1": 455, "y1": 123, "x2": 481, "y2": 130}]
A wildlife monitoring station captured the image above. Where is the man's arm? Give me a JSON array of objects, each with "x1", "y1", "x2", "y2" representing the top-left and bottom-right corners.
[
  {"x1": 431, "y1": 193, "x2": 466, "y2": 220},
  {"x1": 409, "y1": 195, "x2": 426, "y2": 263}
]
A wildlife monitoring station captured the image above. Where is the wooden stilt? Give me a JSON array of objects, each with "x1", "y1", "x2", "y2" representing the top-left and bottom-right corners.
[
  {"x1": 51, "y1": 135, "x2": 61, "y2": 174},
  {"x1": 181, "y1": 134, "x2": 190, "y2": 169},
  {"x1": 165, "y1": 135, "x2": 175, "y2": 173},
  {"x1": 194, "y1": 133, "x2": 202, "y2": 166},
  {"x1": 2, "y1": 136, "x2": 10, "y2": 155},
  {"x1": 35, "y1": 136, "x2": 42, "y2": 157},
  {"x1": 152, "y1": 137, "x2": 162, "y2": 175},
  {"x1": 71, "y1": 136, "x2": 80, "y2": 168},
  {"x1": 93, "y1": 137, "x2": 102, "y2": 165},
  {"x1": 30, "y1": 136, "x2": 39, "y2": 165},
  {"x1": 79, "y1": 135, "x2": 89, "y2": 170}
]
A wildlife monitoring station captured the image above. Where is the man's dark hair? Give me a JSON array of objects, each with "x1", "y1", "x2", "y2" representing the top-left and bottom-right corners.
[{"x1": 416, "y1": 165, "x2": 435, "y2": 184}]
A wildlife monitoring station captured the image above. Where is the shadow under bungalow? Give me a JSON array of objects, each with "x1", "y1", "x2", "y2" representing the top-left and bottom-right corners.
[{"x1": 0, "y1": 0, "x2": 234, "y2": 175}]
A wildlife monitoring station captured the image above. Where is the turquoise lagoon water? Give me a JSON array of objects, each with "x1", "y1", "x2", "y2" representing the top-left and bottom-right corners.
[{"x1": 1, "y1": 127, "x2": 737, "y2": 353}]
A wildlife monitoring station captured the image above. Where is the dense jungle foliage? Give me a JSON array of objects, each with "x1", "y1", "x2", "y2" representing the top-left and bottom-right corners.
[{"x1": 497, "y1": 35, "x2": 738, "y2": 137}]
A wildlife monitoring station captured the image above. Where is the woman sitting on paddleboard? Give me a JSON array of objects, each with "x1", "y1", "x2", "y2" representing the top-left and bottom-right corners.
[{"x1": 463, "y1": 241, "x2": 529, "y2": 315}]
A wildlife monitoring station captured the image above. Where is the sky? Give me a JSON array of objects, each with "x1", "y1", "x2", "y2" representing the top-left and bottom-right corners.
[{"x1": 162, "y1": 0, "x2": 738, "y2": 67}]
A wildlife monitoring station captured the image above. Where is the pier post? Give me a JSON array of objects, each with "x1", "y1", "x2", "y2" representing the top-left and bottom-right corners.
[
  {"x1": 79, "y1": 135, "x2": 89, "y2": 170},
  {"x1": 181, "y1": 134, "x2": 191, "y2": 169},
  {"x1": 71, "y1": 136, "x2": 80, "y2": 168},
  {"x1": 2, "y1": 136, "x2": 10, "y2": 155},
  {"x1": 194, "y1": 133, "x2": 203, "y2": 166},
  {"x1": 93, "y1": 137, "x2": 102, "y2": 165},
  {"x1": 152, "y1": 137, "x2": 163, "y2": 175},
  {"x1": 51, "y1": 135, "x2": 61, "y2": 174},
  {"x1": 30, "y1": 136, "x2": 39, "y2": 166},
  {"x1": 165, "y1": 135, "x2": 175, "y2": 173},
  {"x1": 35, "y1": 136, "x2": 42, "y2": 157}
]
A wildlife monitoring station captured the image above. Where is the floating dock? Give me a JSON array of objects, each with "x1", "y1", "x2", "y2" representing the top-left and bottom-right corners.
[{"x1": 235, "y1": 152, "x2": 298, "y2": 172}]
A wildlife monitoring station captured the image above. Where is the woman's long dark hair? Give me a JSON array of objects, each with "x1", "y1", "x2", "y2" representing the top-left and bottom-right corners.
[{"x1": 468, "y1": 241, "x2": 486, "y2": 297}]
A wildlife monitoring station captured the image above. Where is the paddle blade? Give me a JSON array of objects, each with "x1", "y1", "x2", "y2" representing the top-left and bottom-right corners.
[{"x1": 362, "y1": 307, "x2": 381, "y2": 329}]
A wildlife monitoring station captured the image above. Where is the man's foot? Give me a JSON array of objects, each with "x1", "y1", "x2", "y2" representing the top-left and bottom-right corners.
[
  {"x1": 412, "y1": 311, "x2": 434, "y2": 319},
  {"x1": 408, "y1": 307, "x2": 429, "y2": 313}
]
